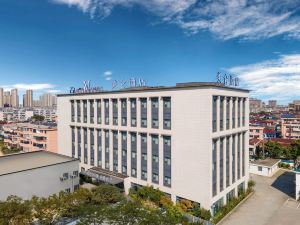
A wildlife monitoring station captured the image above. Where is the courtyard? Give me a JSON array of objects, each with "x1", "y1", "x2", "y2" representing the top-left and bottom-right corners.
[{"x1": 220, "y1": 169, "x2": 300, "y2": 225}]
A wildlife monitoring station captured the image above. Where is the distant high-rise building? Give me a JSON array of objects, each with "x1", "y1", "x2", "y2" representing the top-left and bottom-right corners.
[
  {"x1": 0, "y1": 88, "x2": 3, "y2": 108},
  {"x1": 10, "y1": 89, "x2": 19, "y2": 107},
  {"x1": 24, "y1": 90, "x2": 33, "y2": 107},
  {"x1": 39, "y1": 93, "x2": 57, "y2": 107},
  {"x1": 268, "y1": 100, "x2": 277, "y2": 108},
  {"x1": 4, "y1": 91, "x2": 11, "y2": 107},
  {"x1": 249, "y1": 98, "x2": 263, "y2": 113}
]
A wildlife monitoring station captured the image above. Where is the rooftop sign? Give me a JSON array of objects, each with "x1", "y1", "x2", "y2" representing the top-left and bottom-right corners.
[
  {"x1": 70, "y1": 81, "x2": 103, "y2": 94},
  {"x1": 216, "y1": 72, "x2": 239, "y2": 87},
  {"x1": 112, "y1": 77, "x2": 146, "y2": 90}
]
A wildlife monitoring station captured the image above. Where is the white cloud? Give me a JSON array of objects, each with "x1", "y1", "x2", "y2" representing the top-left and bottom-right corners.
[
  {"x1": 103, "y1": 70, "x2": 113, "y2": 80},
  {"x1": 227, "y1": 54, "x2": 300, "y2": 103},
  {"x1": 2, "y1": 83, "x2": 55, "y2": 91},
  {"x1": 50, "y1": 0, "x2": 300, "y2": 40}
]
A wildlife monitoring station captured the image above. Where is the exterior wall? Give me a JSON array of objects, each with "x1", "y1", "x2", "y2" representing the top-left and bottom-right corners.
[
  {"x1": 57, "y1": 86, "x2": 249, "y2": 211},
  {"x1": 281, "y1": 118, "x2": 300, "y2": 139},
  {"x1": 249, "y1": 163, "x2": 279, "y2": 177},
  {"x1": 249, "y1": 126, "x2": 264, "y2": 140},
  {"x1": 296, "y1": 172, "x2": 300, "y2": 200},
  {"x1": 3, "y1": 123, "x2": 57, "y2": 153},
  {"x1": 0, "y1": 161, "x2": 79, "y2": 200}
]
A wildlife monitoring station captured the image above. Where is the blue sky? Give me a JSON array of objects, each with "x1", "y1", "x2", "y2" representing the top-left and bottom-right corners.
[{"x1": 1, "y1": 0, "x2": 300, "y2": 104}]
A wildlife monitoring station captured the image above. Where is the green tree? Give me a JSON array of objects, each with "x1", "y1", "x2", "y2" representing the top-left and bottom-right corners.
[
  {"x1": 0, "y1": 196, "x2": 33, "y2": 225},
  {"x1": 91, "y1": 184, "x2": 125, "y2": 205},
  {"x1": 31, "y1": 192, "x2": 69, "y2": 225},
  {"x1": 32, "y1": 114, "x2": 45, "y2": 121},
  {"x1": 287, "y1": 140, "x2": 300, "y2": 166},
  {"x1": 264, "y1": 141, "x2": 283, "y2": 158}
]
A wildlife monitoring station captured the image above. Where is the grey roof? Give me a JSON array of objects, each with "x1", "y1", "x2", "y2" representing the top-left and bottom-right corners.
[
  {"x1": 0, "y1": 151, "x2": 78, "y2": 176},
  {"x1": 57, "y1": 82, "x2": 249, "y2": 97},
  {"x1": 250, "y1": 158, "x2": 281, "y2": 167}
]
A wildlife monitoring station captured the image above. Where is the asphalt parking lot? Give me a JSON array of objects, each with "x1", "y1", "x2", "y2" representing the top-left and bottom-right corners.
[{"x1": 220, "y1": 169, "x2": 300, "y2": 225}]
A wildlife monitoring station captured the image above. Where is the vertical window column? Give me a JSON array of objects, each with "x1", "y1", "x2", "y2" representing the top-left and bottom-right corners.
[
  {"x1": 77, "y1": 127, "x2": 81, "y2": 161},
  {"x1": 105, "y1": 130, "x2": 110, "y2": 169},
  {"x1": 130, "y1": 99, "x2": 137, "y2": 127},
  {"x1": 140, "y1": 98, "x2": 147, "y2": 128},
  {"x1": 220, "y1": 97, "x2": 224, "y2": 131},
  {"x1": 121, "y1": 99, "x2": 127, "y2": 126},
  {"x1": 104, "y1": 99, "x2": 109, "y2": 125},
  {"x1": 238, "y1": 98, "x2": 241, "y2": 127},
  {"x1": 163, "y1": 136, "x2": 171, "y2": 187},
  {"x1": 131, "y1": 133, "x2": 137, "y2": 177},
  {"x1": 151, "y1": 98, "x2": 159, "y2": 129},
  {"x1": 238, "y1": 134, "x2": 241, "y2": 180},
  {"x1": 242, "y1": 98, "x2": 246, "y2": 126},
  {"x1": 219, "y1": 138, "x2": 224, "y2": 192},
  {"x1": 113, "y1": 131, "x2": 118, "y2": 172},
  {"x1": 212, "y1": 96, "x2": 217, "y2": 132},
  {"x1": 232, "y1": 135, "x2": 236, "y2": 184},
  {"x1": 140, "y1": 134, "x2": 148, "y2": 180},
  {"x1": 112, "y1": 99, "x2": 118, "y2": 126},
  {"x1": 90, "y1": 129, "x2": 95, "y2": 166},
  {"x1": 96, "y1": 100, "x2": 102, "y2": 124},
  {"x1": 83, "y1": 100, "x2": 87, "y2": 123},
  {"x1": 163, "y1": 97, "x2": 171, "y2": 130},
  {"x1": 77, "y1": 100, "x2": 81, "y2": 123},
  {"x1": 226, "y1": 136, "x2": 230, "y2": 187},
  {"x1": 90, "y1": 100, "x2": 94, "y2": 124},
  {"x1": 83, "y1": 128, "x2": 88, "y2": 164},
  {"x1": 226, "y1": 97, "x2": 230, "y2": 130},
  {"x1": 71, "y1": 100, "x2": 75, "y2": 122},
  {"x1": 232, "y1": 98, "x2": 236, "y2": 129},
  {"x1": 71, "y1": 127, "x2": 75, "y2": 158},
  {"x1": 151, "y1": 135, "x2": 159, "y2": 184},
  {"x1": 97, "y1": 129, "x2": 102, "y2": 167},
  {"x1": 242, "y1": 132, "x2": 245, "y2": 177},
  {"x1": 121, "y1": 132, "x2": 127, "y2": 175},
  {"x1": 212, "y1": 139, "x2": 217, "y2": 196}
]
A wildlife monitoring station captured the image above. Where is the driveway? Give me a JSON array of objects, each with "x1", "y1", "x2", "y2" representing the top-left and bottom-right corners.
[{"x1": 220, "y1": 169, "x2": 300, "y2": 225}]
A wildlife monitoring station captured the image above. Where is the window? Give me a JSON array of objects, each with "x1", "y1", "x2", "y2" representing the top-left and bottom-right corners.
[
  {"x1": 212, "y1": 96, "x2": 217, "y2": 132},
  {"x1": 258, "y1": 166, "x2": 262, "y2": 171},
  {"x1": 220, "y1": 97, "x2": 224, "y2": 131},
  {"x1": 142, "y1": 153, "x2": 147, "y2": 161},
  {"x1": 142, "y1": 171, "x2": 147, "y2": 180},
  {"x1": 153, "y1": 155, "x2": 159, "y2": 163},
  {"x1": 164, "y1": 157, "x2": 171, "y2": 166},
  {"x1": 212, "y1": 140, "x2": 217, "y2": 196},
  {"x1": 152, "y1": 173, "x2": 159, "y2": 183},
  {"x1": 132, "y1": 151, "x2": 136, "y2": 159},
  {"x1": 164, "y1": 176, "x2": 171, "y2": 186}
]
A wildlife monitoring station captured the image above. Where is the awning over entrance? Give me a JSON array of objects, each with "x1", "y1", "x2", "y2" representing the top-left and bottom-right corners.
[{"x1": 81, "y1": 167, "x2": 128, "y2": 185}]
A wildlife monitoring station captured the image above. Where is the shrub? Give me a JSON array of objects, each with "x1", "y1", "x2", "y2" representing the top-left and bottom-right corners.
[
  {"x1": 248, "y1": 180, "x2": 255, "y2": 189},
  {"x1": 179, "y1": 199, "x2": 194, "y2": 212}
]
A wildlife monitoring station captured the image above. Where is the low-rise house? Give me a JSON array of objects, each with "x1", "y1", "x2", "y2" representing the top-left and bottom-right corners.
[
  {"x1": 0, "y1": 151, "x2": 79, "y2": 200},
  {"x1": 250, "y1": 159, "x2": 280, "y2": 177}
]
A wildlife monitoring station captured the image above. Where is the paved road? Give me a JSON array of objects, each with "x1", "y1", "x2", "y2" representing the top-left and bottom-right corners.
[{"x1": 220, "y1": 170, "x2": 300, "y2": 225}]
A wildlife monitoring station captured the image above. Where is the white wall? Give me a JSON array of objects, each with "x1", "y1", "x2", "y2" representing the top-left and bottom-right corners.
[
  {"x1": 0, "y1": 161, "x2": 79, "y2": 200},
  {"x1": 249, "y1": 163, "x2": 278, "y2": 177},
  {"x1": 296, "y1": 172, "x2": 300, "y2": 200}
]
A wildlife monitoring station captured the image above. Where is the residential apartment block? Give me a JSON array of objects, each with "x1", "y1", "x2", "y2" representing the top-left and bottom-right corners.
[
  {"x1": 281, "y1": 117, "x2": 300, "y2": 139},
  {"x1": 3, "y1": 123, "x2": 57, "y2": 153},
  {"x1": 249, "y1": 126, "x2": 264, "y2": 140},
  {"x1": 57, "y1": 82, "x2": 249, "y2": 214}
]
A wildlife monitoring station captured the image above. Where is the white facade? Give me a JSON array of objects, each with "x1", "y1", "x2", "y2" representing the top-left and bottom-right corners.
[
  {"x1": 295, "y1": 171, "x2": 300, "y2": 200},
  {"x1": 57, "y1": 82, "x2": 249, "y2": 213},
  {"x1": 249, "y1": 159, "x2": 280, "y2": 177},
  {"x1": 0, "y1": 151, "x2": 79, "y2": 200}
]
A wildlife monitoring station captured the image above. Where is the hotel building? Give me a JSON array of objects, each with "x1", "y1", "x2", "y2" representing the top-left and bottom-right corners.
[{"x1": 57, "y1": 82, "x2": 249, "y2": 214}]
